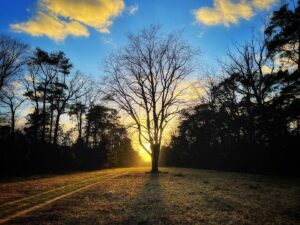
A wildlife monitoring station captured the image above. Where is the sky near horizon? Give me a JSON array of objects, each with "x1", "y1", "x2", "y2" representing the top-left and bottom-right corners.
[{"x1": 1, "y1": 0, "x2": 279, "y2": 78}]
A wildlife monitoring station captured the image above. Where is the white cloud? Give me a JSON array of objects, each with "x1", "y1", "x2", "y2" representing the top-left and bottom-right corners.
[
  {"x1": 11, "y1": 0, "x2": 125, "y2": 41},
  {"x1": 44, "y1": 0, "x2": 125, "y2": 32},
  {"x1": 11, "y1": 11, "x2": 89, "y2": 42},
  {"x1": 128, "y1": 4, "x2": 139, "y2": 15},
  {"x1": 252, "y1": 0, "x2": 276, "y2": 9},
  {"x1": 194, "y1": 0, "x2": 276, "y2": 27}
]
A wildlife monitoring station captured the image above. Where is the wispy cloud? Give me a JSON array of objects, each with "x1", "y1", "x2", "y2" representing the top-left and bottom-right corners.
[
  {"x1": 194, "y1": 0, "x2": 276, "y2": 27},
  {"x1": 11, "y1": 0, "x2": 125, "y2": 41},
  {"x1": 102, "y1": 37, "x2": 114, "y2": 45},
  {"x1": 252, "y1": 0, "x2": 276, "y2": 9},
  {"x1": 197, "y1": 31, "x2": 205, "y2": 39},
  {"x1": 128, "y1": 4, "x2": 139, "y2": 15}
]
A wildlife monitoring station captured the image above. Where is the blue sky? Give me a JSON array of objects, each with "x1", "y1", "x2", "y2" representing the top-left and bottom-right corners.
[{"x1": 0, "y1": 0, "x2": 279, "y2": 77}]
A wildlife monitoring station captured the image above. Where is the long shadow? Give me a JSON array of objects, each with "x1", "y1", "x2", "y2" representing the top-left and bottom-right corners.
[{"x1": 123, "y1": 172, "x2": 171, "y2": 225}]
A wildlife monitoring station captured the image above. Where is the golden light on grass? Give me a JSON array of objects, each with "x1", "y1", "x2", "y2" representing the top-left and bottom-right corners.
[{"x1": 1, "y1": 168, "x2": 299, "y2": 224}]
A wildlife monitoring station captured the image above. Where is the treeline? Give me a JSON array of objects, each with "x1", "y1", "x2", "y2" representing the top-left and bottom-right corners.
[
  {"x1": 0, "y1": 42, "x2": 139, "y2": 177},
  {"x1": 162, "y1": 2, "x2": 300, "y2": 175}
]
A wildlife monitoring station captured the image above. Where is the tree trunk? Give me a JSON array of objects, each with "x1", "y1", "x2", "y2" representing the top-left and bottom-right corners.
[
  {"x1": 11, "y1": 110, "x2": 15, "y2": 138},
  {"x1": 85, "y1": 122, "x2": 91, "y2": 147},
  {"x1": 49, "y1": 108, "x2": 54, "y2": 143},
  {"x1": 151, "y1": 144, "x2": 160, "y2": 173},
  {"x1": 298, "y1": 35, "x2": 300, "y2": 72},
  {"x1": 41, "y1": 87, "x2": 47, "y2": 142},
  {"x1": 53, "y1": 113, "x2": 61, "y2": 145},
  {"x1": 78, "y1": 112, "x2": 82, "y2": 140}
]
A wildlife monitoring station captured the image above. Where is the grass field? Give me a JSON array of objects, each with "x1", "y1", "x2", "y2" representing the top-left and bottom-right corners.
[{"x1": 0, "y1": 167, "x2": 299, "y2": 225}]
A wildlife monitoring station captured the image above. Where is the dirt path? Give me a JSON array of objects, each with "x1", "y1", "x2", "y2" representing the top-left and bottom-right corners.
[{"x1": 0, "y1": 170, "x2": 133, "y2": 224}]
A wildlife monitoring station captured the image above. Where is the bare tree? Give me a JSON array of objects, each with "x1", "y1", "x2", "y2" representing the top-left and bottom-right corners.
[
  {"x1": 220, "y1": 34, "x2": 279, "y2": 144},
  {"x1": 0, "y1": 87, "x2": 25, "y2": 137},
  {"x1": 104, "y1": 25, "x2": 197, "y2": 173},
  {"x1": 222, "y1": 34, "x2": 275, "y2": 107},
  {"x1": 0, "y1": 35, "x2": 28, "y2": 91},
  {"x1": 69, "y1": 78, "x2": 102, "y2": 144},
  {"x1": 52, "y1": 71, "x2": 86, "y2": 145},
  {"x1": 82, "y1": 79, "x2": 102, "y2": 144}
]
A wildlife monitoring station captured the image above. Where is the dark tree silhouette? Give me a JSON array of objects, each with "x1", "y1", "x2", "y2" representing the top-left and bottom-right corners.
[
  {"x1": 69, "y1": 102, "x2": 86, "y2": 140},
  {"x1": 85, "y1": 105, "x2": 117, "y2": 148},
  {"x1": 0, "y1": 86, "x2": 25, "y2": 137},
  {"x1": 0, "y1": 44, "x2": 139, "y2": 176},
  {"x1": 265, "y1": 0, "x2": 300, "y2": 70},
  {"x1": 24, "y1": 48, "x2": 73, "y2": 142},
  {"x1": 166, "y1": 30, "x2": 300, "y2": 174},
  {"x1": 50, "y1": 72, "x2": 86, "y2": 145},
  {"x1": 0, "y1": 35, "x2": 28, "y2": 91},
  {"x1": 69, "y1": 79, "x2": 102, "y2": 142}
]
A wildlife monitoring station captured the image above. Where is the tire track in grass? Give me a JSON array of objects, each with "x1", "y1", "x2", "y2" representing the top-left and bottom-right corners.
[
  {"x1": 0, "y1": 172, "x2": 118, "y2": 217},
  {"x1": 0, "y1": 170, "x2": 131, "y2": 224},
  {"x1": 1, "y1": 171, "x2": 115, "y2": 207}
]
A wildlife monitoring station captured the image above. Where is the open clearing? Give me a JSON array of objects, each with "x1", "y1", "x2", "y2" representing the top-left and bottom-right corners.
[{"x1": 0, "y1": 167, "x2": 299, "y2": 225}]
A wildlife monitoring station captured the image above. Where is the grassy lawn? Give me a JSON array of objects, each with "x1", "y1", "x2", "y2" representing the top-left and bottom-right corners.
[
  {"x1": 0, "y1": 168, "x2": 135, "y2": 222},
  {"x1": 1, "y1": 167, "x2": 299, "y2": 225},
  {"x1": 0, "y1": 168, "x2": 129, "y2": 205}
]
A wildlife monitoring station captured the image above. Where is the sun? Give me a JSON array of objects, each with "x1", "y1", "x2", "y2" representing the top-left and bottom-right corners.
[{"x1": 138, "y1": 147, "x2": 151, "y2": 162}]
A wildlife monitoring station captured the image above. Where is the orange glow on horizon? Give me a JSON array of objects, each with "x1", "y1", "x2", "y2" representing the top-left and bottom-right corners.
[
  {"x1": 139, "y1": 148, "x2": 151, "y2": 162},
  {"x1": 128, "y1": 79, "x2": 203, "y2": 162}
]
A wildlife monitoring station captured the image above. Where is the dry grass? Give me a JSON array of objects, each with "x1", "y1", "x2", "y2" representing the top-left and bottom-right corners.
[
  {"x1": 1, "y1": 167, "x2": 300, "y2": 225},
  {"x1": 0, "y1": 168, "x2": 123, "y2": 205},
  {"x1": 0, "y1": 168, "x2": 134, "y2": 221}
]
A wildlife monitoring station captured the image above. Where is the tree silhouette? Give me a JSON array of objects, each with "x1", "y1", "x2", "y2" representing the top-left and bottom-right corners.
[
  {"x1": 50, "y1": 72, "x2": 85, "y2": 145},
  {"x1": 24, "y1": 48, "x2": 73, "y2": 142},
  {"x1": 0, "y1": 86, "x2": 24, "y2": 137},
  {"x1": 69, "y1": 102, "x2": 86, "y2": 140},
  {"x1": 166, "y1": 29, "x2": 300, "y2": 174},
  {"x1": 0, "y1": 44, "x2": 139, "y2": 176},
  {"x1": 105, "y1": 25, "x2": 196, "y2": 173},
  {"x1": 265, "y1": 0, "x2": 300, "y2": 70},
  {"x1": 0, "y1": 35, "x2": 28, "y2": 91}
]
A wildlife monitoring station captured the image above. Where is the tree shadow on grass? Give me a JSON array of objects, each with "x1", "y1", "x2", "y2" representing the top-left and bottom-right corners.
[{"x1": 122, "y1": 173, "x2": 171, "y2": 225}]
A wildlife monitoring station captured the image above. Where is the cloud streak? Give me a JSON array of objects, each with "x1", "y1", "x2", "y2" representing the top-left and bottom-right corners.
[
  {"x1": 128, "y1": 4, "x2": 139, "y2": 15},
  {"x1": 11, "y1": 0, "x2": 125, "y2": 41},
  {"x1": 194, "y1": 0, "x2": 276, "y2": 27},
  {"x1": 252, "y1": 0, "x2": 276, "y2": 9}
]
